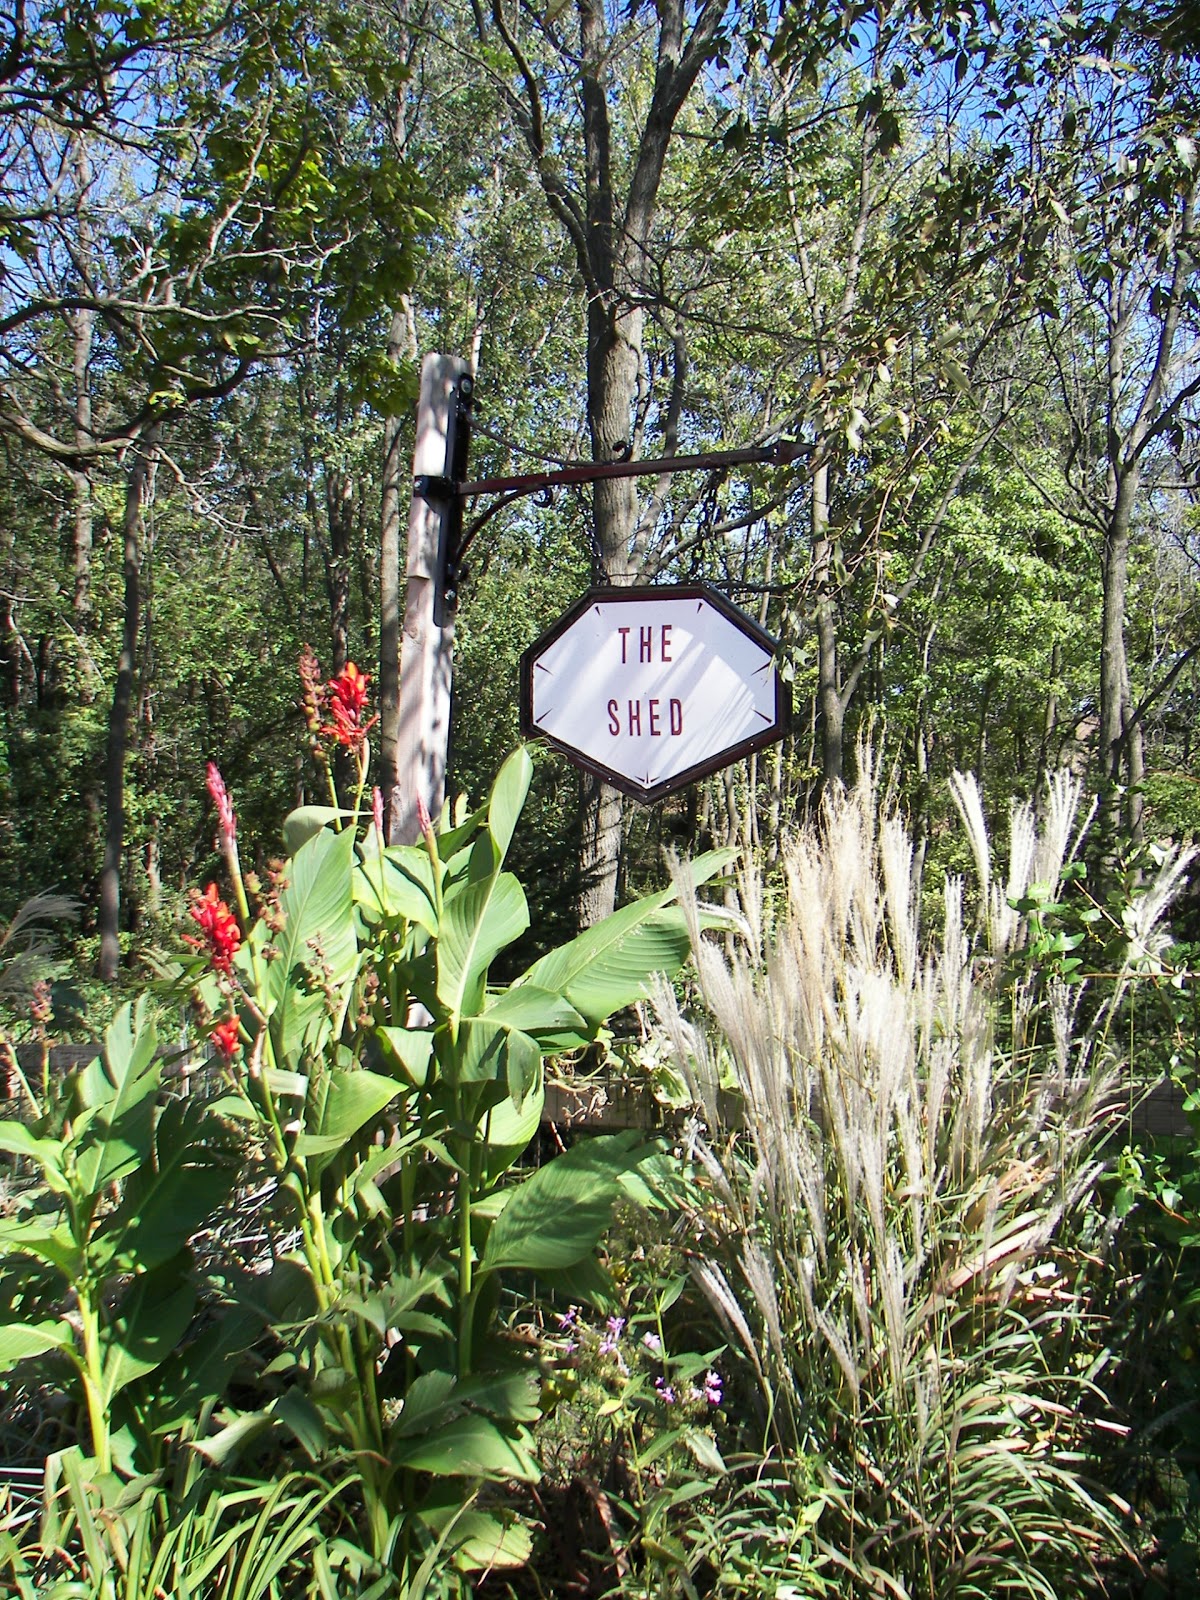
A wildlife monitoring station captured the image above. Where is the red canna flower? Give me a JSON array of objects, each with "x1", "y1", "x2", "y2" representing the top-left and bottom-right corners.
[
  {"x1": 186, "y1": 883, "x2": 242, "y2": 973},
  {"x1": 324, "y1": 662, "x2": 374, "y2": 749},
  {"x1": 211, "y1": 1016, "x2": 242, "y2": 1060}
]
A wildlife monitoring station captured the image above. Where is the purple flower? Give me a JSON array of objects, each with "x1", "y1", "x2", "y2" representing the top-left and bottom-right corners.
[
  {"x1": 599, "y1": 1315, "x2": 625, "y2": 1356},
  {"x1": 654, "y1": 1376, "x2": 676, "y2": 1405},
  {"x1": 704, "y1": 1369, "x2": 723, "y2": 1405},
  {"x1": 642, "y1": 1331, "x2": 663, "y2": 1354},
  {"x1": 556, "y1": 1305, "x2": 579, "y2": 1331}
]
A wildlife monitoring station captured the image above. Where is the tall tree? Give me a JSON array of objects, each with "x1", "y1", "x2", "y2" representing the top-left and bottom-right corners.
[
  {"x1": 477, "y1": 0, "x2": 729, "y2": 922},
  {"x1": 1, "y1": 0, "x2": 425, "y2": 975}
]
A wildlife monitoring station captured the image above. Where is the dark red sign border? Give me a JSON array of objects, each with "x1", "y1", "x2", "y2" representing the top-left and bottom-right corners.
[{"x1": 519, "y1": 583, "x2": 791, "y2": 804}]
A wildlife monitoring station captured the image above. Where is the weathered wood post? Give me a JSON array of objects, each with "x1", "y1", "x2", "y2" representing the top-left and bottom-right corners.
[{"x1": 388, "y1": 353, "x2": 472, "y2": 844}]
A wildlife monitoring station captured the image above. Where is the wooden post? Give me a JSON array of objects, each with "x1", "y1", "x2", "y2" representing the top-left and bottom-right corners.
[{"x1": 388, "y1": 353, "x2": 471, "y2": 844}]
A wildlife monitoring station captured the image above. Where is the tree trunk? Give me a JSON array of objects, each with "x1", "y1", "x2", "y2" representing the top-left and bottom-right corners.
[
  {"x1": 98, "y1": 425, "x2": 157, "y2": 983},
  {"x1": 488, "y1": 0, "x2": 724, "y2": 923},
  {"x1": 380, "y1": 298, "x2": 418, "y2": 809},
  {"x1": 1098, "y1": 468, "x2": 1138, "y2": 842},
  {"x1": 1038, "y1": 638, "x2": 1061, "y2": 783},
  {"x1": 326, "y1": 467, "x2": 354, "y2": 675},
  {"x1": 70, "y1": 332, "x2": 94, "y2": 627},
  {"x1": 70, "y1": 135, "x2": 96, "y2": 631},
  {"x1": 811, "y1": 461, "x2": 844, "y2": 791},
  {"x1": 576, "y1": 293, "x2": 643, "y2": 925}
]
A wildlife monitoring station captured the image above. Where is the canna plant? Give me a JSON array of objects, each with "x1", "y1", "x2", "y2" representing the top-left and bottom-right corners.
[
  {"x1": 0, "y1": 999, "x2": 239, "y2": 1479},
  {"x1": 162, "y1": 657, "x2": 734, "y2": 1590},
  {"x1": 0, "y1": 654, "x2": 733, "y2": 1596}
]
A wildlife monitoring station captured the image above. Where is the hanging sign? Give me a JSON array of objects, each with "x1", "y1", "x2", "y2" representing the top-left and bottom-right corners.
[{"x1": 519, "y1": 584, "x2": 789, "y2": 803}]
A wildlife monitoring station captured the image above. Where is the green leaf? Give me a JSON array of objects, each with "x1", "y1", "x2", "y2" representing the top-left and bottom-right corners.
[
  {"x1": 432, "y1": 802, "x2": 488, "y2": 862},
  {"x1": 267, "y1": 825, "x2": 358, "y2": 1062},
  {"x1": 482, "y1": 985, "x2": 590, "y2": 1049},
  {"x1": 74, "y1": 999, "x2": 161, "y2": 1195},
  {"x1": 0, "y1": 1220, "x2": 82, "y2": 1278},
  {"x1": 391, "y1": 1412, "x2": 538, "y2": 1481},
  {"x1": 0, "y1": 1123, "x2": 69, "y2": 1194},
  {"x1": 101, "y1": 1270, "x2": 196, "y2": 1403},
  {"x1": 480, "y1": 1164, "x2": 615, "y2": 1276},
  {"x1": 193, "y1": 1409, "x2": 274, "y2": 1467},
  {"x1": 264, "y1": 1068, "x2": 308, "y2": 1099},
  {"x1": 487, "y1": 747, "x2": 532, "y2": 867},
  {"x1": 456, "y1": 1370, "x2": 541, "y2": 1424},
  {"x1": 517, "y1": 851, "x2": 734, "y2": 1023},
  {"x1": 524, "y1": 904, "x2": 693, "y2": 1022},
  {"x1": 683, "y1": 1428, "x2": 727, "y2": 1475},
  {"x1": 0, "y1": 1318, "x2": 75, "y2": 1376},
  {"x1": 479, "y1": 1077, "x2": 544, "y2": 1185},
  {"x1": 437, "y1": 872, "x2": 529, "y2": 1017},
  {"x1": 447, "y1": 1510, "x2": 533, "y2": 1572},
  {"x1": 282, "y1": 806, "x2": 356, "y2": 854},
  {"x1": 149, "y1": 1304, "x2": 264, "y2": 1433},
  {"x1": 272, "y1": 1389, "x2": 329, "y2": 1458},
  {"x1": 375, "y1": 1025, "x2": 434, "y2": 1086},
  {"x1": 505, "y1": 1029, "x2": 540, "y2": 1110},
  {"x1": 304, "y1": 1067, "x2": 399, "y2": 1147},
  {"x1": 390, "y1": 1370, "x2": 457, "y2": 1437},
  {"x1": 357, "y1": 847, "x2": 439, "y2": 935},
  {"x1": 536, "y1": 1255, "x2": 619, "y2": 1313},
  {"x1": 455, "y1": 1020, "x2": 507, "y2": 1084},
  {"x1": 101, "y1": 1100, "x2": 237, "y2": 1271}
]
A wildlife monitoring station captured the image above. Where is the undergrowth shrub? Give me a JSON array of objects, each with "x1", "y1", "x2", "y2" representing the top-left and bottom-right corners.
[{"x1": 651, "y1": 760, "x2": 1196, "y2": 1600}]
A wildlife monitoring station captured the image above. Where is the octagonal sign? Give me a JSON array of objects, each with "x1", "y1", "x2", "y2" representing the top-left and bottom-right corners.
[{"x1": 520, "y1": 584, "x2": 789, "y2": 803}]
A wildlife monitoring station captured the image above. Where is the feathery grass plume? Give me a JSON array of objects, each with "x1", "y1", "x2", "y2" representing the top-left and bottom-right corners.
[
  {"x1": 0, "y1": 892, "x2": 80, "y2": 1011},
  {"x1": 656, "y1": 760, "x2": 1194, "y2": 1599}
]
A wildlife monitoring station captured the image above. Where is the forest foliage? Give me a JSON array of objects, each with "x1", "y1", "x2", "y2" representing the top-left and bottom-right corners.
[{"x1": 0, "y1": 0, "x2": 1197, "y2": 964}]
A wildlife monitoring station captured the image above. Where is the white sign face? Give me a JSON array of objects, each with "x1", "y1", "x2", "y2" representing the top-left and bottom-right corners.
[{"x1": 520, "y1": 586, "x2": 787, "y2": 802}]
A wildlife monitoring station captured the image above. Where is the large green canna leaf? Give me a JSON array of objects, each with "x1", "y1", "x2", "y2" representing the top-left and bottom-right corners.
[
  {"x1": 454, "y1": 1019, "x2": 507, "y2": 1084},
  {"x1": 481, "y1": 985, "x2": 590, "y2": 1049},
  {"x1": 0, "y1": 1219, "x2": 82, "y2": 1278},
  {"x1": 74, "y1": 999, "x2": 161, "y2": 1196},
  {"x1": 0, "y1": 1318, "x2": 75, "y2": 1377},
  {"x1": 0, "y1": 1123, "x2": 70, "y2": 1195},
  {"x1": 478, "y1": 1165, "x2": 614, "y2": 1276},
  {"x1": 522, "y1": 903, "x2": 693, "y2": 1022},
  {"x1": 375, "y1": 1025, "x2": 433, "y2": 1086},
  {"x1": 478, "y1": 1075, "x2": 544, "y2": 1186},
  {"x1": 442, "y1": 1509, "x2": 533, "y2": 1573},
  {"x1": 293, "y1": 1067, "x2": 400, "y2": 1167},
  {"x1": 389, "y1": 1369, "x2": 457, "y2": 1437},
  {"x1": 516, "y1": 850, "x2": 735, "y2": 1023},
  {"x1": 100, "y1": 1268, "x2": 196, "y2": 1404},
  {"x1": 537, "y1": 1255, "x2": 620, "y2": 1314},
  {"x1": 436, "y1": 871, "x2": 528, "y2": 1018},
  {"x1": 452, "y1": 1019, "x2": 541, "y2": 1111},
  {"x1": 99, "y1": 1100, "x2": 238, "y2": 1273},
  {"x1": 486, "y1": 747, "x2": 532, "y2": 868},
  {"x1": 281, "y1": 805, "x2": 356, "y2": 855},
  {"x1": 391, "y1": 1411, "x2": 538, "y2": 1481},
  {"x1": 480, "y1": 1130, "x2": 654, "y2": 1277},
  {"x1": 267, "y1": 824, "x2": 358, "y2": 1062},
  {"x1": 504, "y1": 1029, "x2": 541, "y2": 1109},
  {"x1": 354, "y1": 845, "x2": 439, "y2": 935},
  {"x1": 147, "y1": 1301, "x2": 265, "y2": 1433}
]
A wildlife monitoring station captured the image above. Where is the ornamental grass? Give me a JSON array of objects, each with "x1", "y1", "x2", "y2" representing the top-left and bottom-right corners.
[{"x1": 652, "y1": 758, "x2": 1195, "y2": 1599}]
